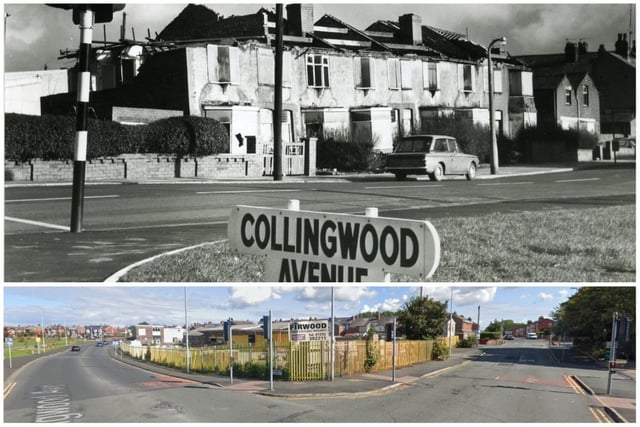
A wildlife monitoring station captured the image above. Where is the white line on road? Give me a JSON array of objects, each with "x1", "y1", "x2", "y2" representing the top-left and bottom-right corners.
[
  {"x1": 5, "y1": 216, "x2": 70, "y2": 231},
  {"x1": 476, "y1": 182, "x2": 534, "y2": 186},
  {"x1": 5, "y1": 195, "x2": 120, "y2": 203},
  {"x1": 555, "y1": 178, "x2": 600, "y2": 183},
  {"x1": 196, "y1": 189, "x2": 303, "y2": 194},
  {"x1": 365, "y1": 184, "x2": 445, "y2": 189}
]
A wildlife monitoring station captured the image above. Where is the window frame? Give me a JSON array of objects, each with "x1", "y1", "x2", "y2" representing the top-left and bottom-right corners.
[
  {"x1": 388, "y1": 58, "x2": 401, "y2": 90},
  {"x1": 306, "y1": 54, "x2": 330, "y2": 88},
  {"x1": 582, "y1": 84, "x2": 590, "y2": 107},
  {"x1": 423, "y1": 61, "x2": 439, "y2": 91},
  {"x1": 564, "y1": 87, "x2": 572, "y2": 106}
]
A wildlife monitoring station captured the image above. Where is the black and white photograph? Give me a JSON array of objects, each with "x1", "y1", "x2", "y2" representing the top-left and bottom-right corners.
[
  {"x1": 4, "y1": 2, "x2": 635, "y2": 283},
  {"x1": 2, "y1": 2, "x2": 637, "y2": 424}
]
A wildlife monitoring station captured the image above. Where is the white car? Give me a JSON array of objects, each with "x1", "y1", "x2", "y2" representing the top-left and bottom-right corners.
[{"x1": 385, "y1": 135, "x2": 479, "y2": 181}]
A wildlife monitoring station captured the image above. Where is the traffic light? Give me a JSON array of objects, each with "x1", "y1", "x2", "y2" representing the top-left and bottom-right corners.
[
  {"x1": 262, "y1": 315, "x2": 271, "y2": 339},
  {"x1": 47, "y1": 4, "x2": 125, "y2": 24},
  {"x1": 385, "y1": 323, "x2": 395, "y2": 341},
  {"x1": 223, "y1": 321, "x2": 231, "y2": 342}
]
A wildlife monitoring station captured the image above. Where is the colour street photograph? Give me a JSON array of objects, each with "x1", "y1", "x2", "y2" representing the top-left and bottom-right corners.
[
  {"x1": 3, "y1": 285, "x2": 636, "y2": 423},
  {"x1": 3, "y1": 3, "x2": 635, "y2": 283}
]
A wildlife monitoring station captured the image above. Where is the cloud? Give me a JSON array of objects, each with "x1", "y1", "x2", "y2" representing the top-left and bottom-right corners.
[
  {"x1": 538, "y1": 292, "x2": 554, "y2": 301},
  {"x1": 361, "y1": 297, "x2": 404, "y2": 313}
]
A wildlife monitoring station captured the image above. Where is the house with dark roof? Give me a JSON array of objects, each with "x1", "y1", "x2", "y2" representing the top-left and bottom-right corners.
[
  {"x1": 41, "y1": 4, "x2": 536, "y2": 171},
  {"x1": 517, "y1": 36, "x2": 635, "y2": 141}
]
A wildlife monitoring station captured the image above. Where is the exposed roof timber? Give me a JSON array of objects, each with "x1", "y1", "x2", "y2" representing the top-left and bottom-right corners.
[{"x1": 319, "y1": 14, "x2": 391, "y2": 52}]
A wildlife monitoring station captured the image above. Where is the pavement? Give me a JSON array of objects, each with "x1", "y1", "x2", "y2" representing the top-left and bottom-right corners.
[
  {"x1": 4, "y1": 160, "x2": 634, "y2": 187},
  {"x1": 106, "y1": 346, "x2": 482, "y2": 398}
]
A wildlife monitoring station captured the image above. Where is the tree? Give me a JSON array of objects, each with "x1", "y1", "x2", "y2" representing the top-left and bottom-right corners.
[
  {"x1": 397, "y1": 295, "x2": 447, "y2": 340},
  {"x1": 485, "y1": 319, "x2": 515, "y2": 333},
  {"x1": 552, "y1": 287, "x2": 635, "y2": 355}
]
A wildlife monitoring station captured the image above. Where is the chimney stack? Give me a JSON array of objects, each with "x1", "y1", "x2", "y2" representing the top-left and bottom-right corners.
[
  {"x1": 564, "y1": 41, "x2": 579, "y2": 63},
  {"x1": 399, "y1": 13, "x2": 422, "y2": 45},
  {"x1": 615, "y1": 33, "x2": 629, "y2": 57},
  {"x1": 286, "y1": 4, "x2": 314, "y2": 36}
]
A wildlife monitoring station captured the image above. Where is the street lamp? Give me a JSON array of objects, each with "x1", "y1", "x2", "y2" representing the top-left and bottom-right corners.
[{"x1": 488, "y1": 36, "x2": 507, "y2": 175}]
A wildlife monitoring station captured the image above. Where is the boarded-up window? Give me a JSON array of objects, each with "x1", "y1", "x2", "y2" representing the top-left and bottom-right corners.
[
  {"x1": 400, "y1": 60, "x2": 413, "y2": 89},
  {"x1": 258, "y1": 49, "x2": 292, "y2": 87},
  {"x1": 354, "y1": 57, "x2": 374, "y2": 89},
  {"x1": 207, "y1": 45, "x2": 239, "y2": 84},
  {"x1": 388, "y1": 58, "x2": 401, "y2": 90}
]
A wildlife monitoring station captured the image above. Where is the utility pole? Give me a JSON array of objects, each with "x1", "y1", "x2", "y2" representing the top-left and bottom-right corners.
[
  {"x1": 607, "y1": 312, "x2": 619, "y2": 395},
  {"x1": 184, "y1": 287, "x2": 190, "y2": 374},
  {"x1": 272, "y1": 4, "x2": 284, "y2": 181},
  {"x1": 476, "y1": 305, "x2": 480, "y2": 348}
]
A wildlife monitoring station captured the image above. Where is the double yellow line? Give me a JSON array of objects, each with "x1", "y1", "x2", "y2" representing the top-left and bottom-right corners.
[
  {"x1": 4, "y1": 382, "x2": 17, "y2": 399},
  {"x1": 564, "y1": 375, "x2": 611, "y2": 423}
]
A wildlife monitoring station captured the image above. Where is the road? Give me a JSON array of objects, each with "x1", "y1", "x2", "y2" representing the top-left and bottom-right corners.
[
  {"x1": 4, "y1": 165, "x2": 635, "y2": 281},
  {"x1": 4, "y1": 339, "x2": 630, "y2": 422}
]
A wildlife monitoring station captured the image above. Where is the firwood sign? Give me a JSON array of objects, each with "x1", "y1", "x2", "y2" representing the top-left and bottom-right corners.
[{"x1": 228, "y1": 205, "x2": 440, "y2": 282}]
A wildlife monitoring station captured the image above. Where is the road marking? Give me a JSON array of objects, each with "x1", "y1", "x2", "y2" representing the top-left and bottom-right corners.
[
  {"x1": 5, "y1": 195, "x2": 119, "y2": 203},
  {"x1": 196, "y1": 189, "x2": 303, "y2": 194},
  {"x1": 365, "y1": 184, "x2": 444, "y2": 189},
  {"x1": 5, "y1": 216, "x2": 70, "y2": 231},
  {"x1": 555, "y1": 178, "x2": 600, "y2": 183},
  {"x1": 4, "y1": 382, "x2": 16, "y2": 399},
  {"x1": 564, "y1": 374, "x2": 585, "y2": 395},
  {"x1": 476, "y1": 181, "x2": 533, "y2": 186},
  {"x1": 589, "y1": 406, "x2": 610, "y2": 423}
]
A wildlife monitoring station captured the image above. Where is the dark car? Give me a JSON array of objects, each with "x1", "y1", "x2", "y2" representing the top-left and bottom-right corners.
[
  {"x1": 71, "y1": 345, "x2": 81, "y2": 351},
  {"x1": 385, "y1": 134, "x2": 479, "y2": 181},
  {"x1": 96, "y1": 342, "x2": 103, "y2": 347}
]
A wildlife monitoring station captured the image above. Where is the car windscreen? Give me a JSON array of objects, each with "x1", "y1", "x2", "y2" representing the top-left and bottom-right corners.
[{"x1": 395, "y1": 137, "x2": 433, "y2": 153}]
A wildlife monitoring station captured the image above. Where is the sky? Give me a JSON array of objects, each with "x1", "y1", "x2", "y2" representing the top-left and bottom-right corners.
[
  {"x1": 3, "y1": 285, "x2": 582, "y2": 330},
  {"x1": 3, "y1": 2, "x2": 636, "y2": 72}
]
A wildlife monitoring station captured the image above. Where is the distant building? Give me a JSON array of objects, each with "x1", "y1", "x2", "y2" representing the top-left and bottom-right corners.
[{"x1": 517, "y1": 36, "x2": 636, "y2": 141}]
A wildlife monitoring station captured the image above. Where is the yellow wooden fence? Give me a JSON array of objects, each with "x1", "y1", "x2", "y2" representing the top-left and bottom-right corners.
[{"x1": 120, "y1": 336, "x2": 457, "y2": 381}]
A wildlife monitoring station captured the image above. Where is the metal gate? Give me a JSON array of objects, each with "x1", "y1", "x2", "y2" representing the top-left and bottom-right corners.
[{"x1": 263, "y1": 142, "x2": 305, "y2": 176}]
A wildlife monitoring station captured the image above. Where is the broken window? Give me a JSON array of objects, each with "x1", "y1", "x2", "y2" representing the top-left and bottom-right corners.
[{"x1": 423, "y1": 61, "x2": 438, "y2": 91}]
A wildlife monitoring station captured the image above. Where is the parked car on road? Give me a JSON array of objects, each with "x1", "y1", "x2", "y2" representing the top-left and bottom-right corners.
[
  {"x1": 71, "y1": 345, "x2": 81, "y2": 351},
  {"x1": 527, "y1": 332, "x2": 538, "y2": 339},
  {"x1": 385, "y1": 135, "x2": 479, "y2": 181}
]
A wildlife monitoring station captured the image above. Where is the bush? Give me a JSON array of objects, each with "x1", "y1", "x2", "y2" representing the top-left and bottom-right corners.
[
  {"x1": 457, "y1": 335, "x2": 476, "y2": 348},
  {"x1": 145, "y1": 116, "x2": 228, "y2": 157},
  {"x1": 316, "y1": 130, "x2": 378, "y2": 172},
  {"x1": 480, "y1": 331, "x2": 501, "y2": 340},
  {"x1": 516, "y1": 125, "x2": 599, "y2": 153},
  {"x1": 431, "y1": 340, "x2": 447, "y2": 360},
  {"x1": 5, "y1": 113, "x2": 229, "y2": 162},
  {"x1": 419, "y1": 114, "x2": 491, "y2": 163}
]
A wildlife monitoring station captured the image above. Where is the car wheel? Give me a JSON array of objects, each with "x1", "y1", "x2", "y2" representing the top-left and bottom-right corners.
[
  {"x1": 466, "y1": 163, "x2": 477, "y2": 181},
  {"x1": 429, "y1": 164, "x2": 444, "y2": 182},
  {"x1": 394, "y1": 173, "x2": 407, "y2": 181}
]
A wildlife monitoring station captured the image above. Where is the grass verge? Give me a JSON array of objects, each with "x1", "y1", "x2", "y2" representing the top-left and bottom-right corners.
[{"x1": 119, "y1": 205, "x2": 635, "y2": 282}]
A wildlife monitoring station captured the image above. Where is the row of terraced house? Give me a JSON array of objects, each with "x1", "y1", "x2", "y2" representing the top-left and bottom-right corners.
[{"x1": 7, "y1": 4, "x2": 635, "y2": 176}]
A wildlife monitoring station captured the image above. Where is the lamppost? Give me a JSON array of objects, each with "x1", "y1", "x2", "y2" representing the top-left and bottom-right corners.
[{"x1": 488, "y1": 36, "x2": 506, "y2": 175}]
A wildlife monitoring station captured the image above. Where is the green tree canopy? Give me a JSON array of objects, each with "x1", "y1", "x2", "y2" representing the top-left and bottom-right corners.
[
  {"x1": 484, "y1": 319, "x2": 516, "y2": 333},
  {"x1": 397, "y1": 296, "x2": 447, "y2": 340},
  {"x1": 552, "y1": 287, "x2": 635, "y2": 352}
]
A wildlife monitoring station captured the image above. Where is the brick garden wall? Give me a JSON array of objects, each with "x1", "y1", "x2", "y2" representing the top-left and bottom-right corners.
[{"x1": 4, "y1": 154, "x2": 266, "y2": 182}]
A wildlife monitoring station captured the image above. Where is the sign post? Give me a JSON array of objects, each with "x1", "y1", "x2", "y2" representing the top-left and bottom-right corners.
[
  {"x1": 6, "y1": 338, "x2": 13, "y2": 369},
  {"x1": 228, "y1": 202, "x2": 440, "y2": 282}
]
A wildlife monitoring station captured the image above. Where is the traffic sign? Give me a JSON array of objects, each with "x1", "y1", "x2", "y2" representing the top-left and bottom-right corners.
[{"x1": 228, "y1": 205, "x2": 440, "y2": 282}]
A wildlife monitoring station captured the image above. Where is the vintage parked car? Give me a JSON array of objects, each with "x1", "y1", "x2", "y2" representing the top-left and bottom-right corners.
[{"x1": 385, "y1": 135, "x2": 479, "y2": 181}]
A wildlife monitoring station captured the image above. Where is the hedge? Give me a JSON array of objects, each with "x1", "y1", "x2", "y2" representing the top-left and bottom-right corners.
[{"x1": 5, "y1": 113, "x2": 229, "y2": 162}]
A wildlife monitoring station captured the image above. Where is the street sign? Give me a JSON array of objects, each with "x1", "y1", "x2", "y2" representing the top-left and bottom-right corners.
[
  {"x1": 228, "y1": 205, "x2": 440, "y2": 282},
  {"x1": 289, "y1": 319, "x2": 330, "y2": 342},
  {"x1": 6, "y1": 338, "x2": 13, "y2": 346}
]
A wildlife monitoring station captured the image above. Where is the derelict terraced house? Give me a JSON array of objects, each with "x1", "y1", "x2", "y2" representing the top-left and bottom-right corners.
[{"x1": 45, "y1": 4, "x2": 536, "y2": 166}]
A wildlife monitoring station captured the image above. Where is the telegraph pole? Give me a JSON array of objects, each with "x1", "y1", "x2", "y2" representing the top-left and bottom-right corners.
[{"x1": 273, "y1": 3, "x2": 284, "y2": 181}]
